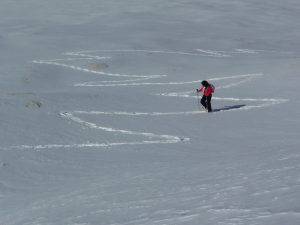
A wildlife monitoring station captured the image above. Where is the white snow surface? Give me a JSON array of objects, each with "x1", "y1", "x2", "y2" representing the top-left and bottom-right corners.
[{"x1": 1, "y1": 0, "x2": 300, "y2": 224}]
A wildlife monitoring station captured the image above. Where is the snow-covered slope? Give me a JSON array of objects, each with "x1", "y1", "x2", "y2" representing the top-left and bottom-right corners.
[{"x1": 1, "y1": 0, "x2": 300, "y2": 224}]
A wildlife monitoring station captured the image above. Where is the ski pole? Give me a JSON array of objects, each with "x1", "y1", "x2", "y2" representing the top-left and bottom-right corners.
[{"x1": 197, "y1": 91, "x2": 201, "y2": 110}]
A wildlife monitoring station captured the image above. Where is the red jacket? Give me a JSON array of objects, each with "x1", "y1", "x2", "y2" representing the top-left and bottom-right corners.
[{"x1": 197, "y1": 85, "x2": 213, "y2": 96}]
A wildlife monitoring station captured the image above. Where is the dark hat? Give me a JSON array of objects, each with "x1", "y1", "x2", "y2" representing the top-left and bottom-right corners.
[{"x1": 201, "y1": 80, "x2": 209, "y2": 87}]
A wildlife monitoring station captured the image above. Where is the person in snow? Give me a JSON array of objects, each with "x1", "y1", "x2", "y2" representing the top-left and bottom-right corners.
[{"x1": 196, "y1": 80, "x2": 214, "y2": 112}]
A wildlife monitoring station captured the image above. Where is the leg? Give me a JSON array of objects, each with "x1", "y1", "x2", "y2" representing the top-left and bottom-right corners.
[
  {"x1": 206, "y1": 95, "x2": 212, "y2": 112},
  {"x1": 201, "y1": 95, "x2": 207, "y2": 109}
]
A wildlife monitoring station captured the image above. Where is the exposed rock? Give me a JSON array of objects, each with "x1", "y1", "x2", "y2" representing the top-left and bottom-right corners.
[
  {"x1": 87, "y1": 62, "x2": 109, "y2": 71},
  {"x1": 26, "y1": 100, "x2": 42, "y2": 108}
]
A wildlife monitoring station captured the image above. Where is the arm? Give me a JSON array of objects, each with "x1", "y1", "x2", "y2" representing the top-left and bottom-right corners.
[{"x1": 196, "y1": 86, "x2": 204, "y2": 93}]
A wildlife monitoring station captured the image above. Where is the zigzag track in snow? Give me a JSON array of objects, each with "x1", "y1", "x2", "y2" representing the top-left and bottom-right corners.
[
  {"x1": 2, "y1": 49, "x2": 289, "y2": 150},
  {"x1": 75, "y1": 73, "x2": 264, "y2": 87}
]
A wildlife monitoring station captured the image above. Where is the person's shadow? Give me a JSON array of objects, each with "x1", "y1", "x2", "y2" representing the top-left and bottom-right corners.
[{"x1": 213, "y1": 104, "x2": 246, "y2": 112}]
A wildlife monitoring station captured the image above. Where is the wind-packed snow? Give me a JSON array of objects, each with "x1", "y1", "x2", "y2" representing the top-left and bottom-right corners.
[{"x1": 1, "y1": 0, "x2": 300, "y2": 224}]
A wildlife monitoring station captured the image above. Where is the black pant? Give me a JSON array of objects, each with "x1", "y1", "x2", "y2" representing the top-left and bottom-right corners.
[{"x1": 201, "y1": 95, "x2": 212, "y2": 112}]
